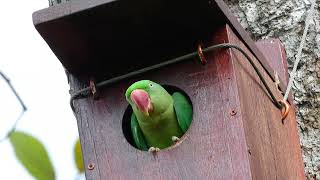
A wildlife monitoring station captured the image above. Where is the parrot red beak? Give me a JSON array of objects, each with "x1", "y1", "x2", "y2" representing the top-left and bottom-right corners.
[{"x1": 130, "y1": 89, "x2": 153, "y2": 116}]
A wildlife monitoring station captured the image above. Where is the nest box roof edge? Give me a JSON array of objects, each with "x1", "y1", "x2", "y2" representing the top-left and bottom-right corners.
[{"x1": 32, "y1": 0, "x2": 284, "y2": 90}]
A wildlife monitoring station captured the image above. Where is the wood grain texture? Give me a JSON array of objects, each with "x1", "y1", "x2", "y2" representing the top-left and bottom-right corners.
[
  {"x1": 70, "y1": 25, "x2": 304, "y2": 180},
  {"x1": 227, "y1": 27, "x2": 305, "y2": 179},
  {"x1": 256, "y1": 39, "x2": 294, "y2": 103},
  {"x1": 256, "y1": 39, "x2": 289, "y2": 85}
]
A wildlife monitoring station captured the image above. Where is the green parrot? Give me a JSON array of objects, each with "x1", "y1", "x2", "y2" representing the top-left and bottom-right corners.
[{"x1": 125, "y1": 80, "x2": 192, "y2": 152}]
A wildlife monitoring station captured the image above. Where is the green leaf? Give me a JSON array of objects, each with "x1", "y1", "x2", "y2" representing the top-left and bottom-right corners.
[
  {"x1": 74, "y1": 139, "x2": 84, "y2": 173},
  {"x1": 9, "y1": 131, "x2": 55, "y2": 180}
]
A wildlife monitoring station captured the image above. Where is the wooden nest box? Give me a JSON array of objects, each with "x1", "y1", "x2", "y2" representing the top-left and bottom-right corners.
[{"x1": 33, "y1": 0, "x2": 305, "y2": 179}]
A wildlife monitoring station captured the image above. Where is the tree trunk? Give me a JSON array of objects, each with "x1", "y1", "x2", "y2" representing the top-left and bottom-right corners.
[{"x1": 224, "y1": 0, "x2": 320, "y2": 178}]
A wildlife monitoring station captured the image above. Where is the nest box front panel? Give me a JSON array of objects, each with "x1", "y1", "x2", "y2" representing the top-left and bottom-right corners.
[{"x1": 74, "y1": 27, "x2": 251, "y2": 179}]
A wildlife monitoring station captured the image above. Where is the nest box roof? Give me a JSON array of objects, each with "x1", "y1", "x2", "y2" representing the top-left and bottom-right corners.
[{"x1": 32, "y1": 0, "x2": 277, "y2": 85}]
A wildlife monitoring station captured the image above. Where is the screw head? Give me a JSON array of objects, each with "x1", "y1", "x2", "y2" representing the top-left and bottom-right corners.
[
  {"x1": 88, "y1": 163, "x2": 95, "y2": 170},
  {"x1": 230, "y1": 110, "x2": 237, "y2": 116}
]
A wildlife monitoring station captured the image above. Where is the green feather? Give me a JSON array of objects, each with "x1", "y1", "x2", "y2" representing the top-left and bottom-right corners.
[
  {"x1": 172, "y1": 92, "x2": 193, "y2": 133},
  {"x1": 130, "y1": 113, "x2": 149, "y2": 151}
]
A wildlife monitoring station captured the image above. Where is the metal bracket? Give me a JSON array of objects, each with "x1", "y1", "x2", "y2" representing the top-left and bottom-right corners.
[{"x1": 197, "y1": 44, "x2": 207, "y2": 65}]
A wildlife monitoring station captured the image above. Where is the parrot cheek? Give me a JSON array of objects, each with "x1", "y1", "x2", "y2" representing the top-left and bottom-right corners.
[{"x1": 147, "y1": 101, "x2": 153, "y2": 113}]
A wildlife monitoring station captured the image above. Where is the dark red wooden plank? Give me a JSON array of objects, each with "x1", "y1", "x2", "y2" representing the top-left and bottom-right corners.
[
  {"x1": 256, "y1": 39, "x2": 295, "y2": 104},
  {"x1": 226, "y1": 26, "x2": 305, "y2": 179},
  {"x1": 256, "y1": 39, "x2": 289, "y2": 85}
]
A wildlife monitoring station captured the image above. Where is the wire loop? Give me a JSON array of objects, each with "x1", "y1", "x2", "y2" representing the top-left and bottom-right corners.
[{"x1": 279, "y1": 100, "x2": 290, "y2": 120}]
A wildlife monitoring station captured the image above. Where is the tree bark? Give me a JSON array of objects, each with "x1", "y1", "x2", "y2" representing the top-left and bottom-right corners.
[
  {"x1": 224, "y1": 0, "x2": 320, "y2": 178},
  {"x1": 48, "y1": 0, "x2": 68, "y2": 6}
]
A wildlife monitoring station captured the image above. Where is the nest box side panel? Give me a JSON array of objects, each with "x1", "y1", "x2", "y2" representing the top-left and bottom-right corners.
[
  {"x1": 226, "y1": 27, "x2": 305, "y2": 179},
  {"x1": 255, "y1": 40, "x2": 294, "y2": 103},
  {"x1": 256, "y1": 40, "x2": 289, "y2": 85},
  {"x1": 71, "y1": 26, "x2": 252, "y2": 180}
]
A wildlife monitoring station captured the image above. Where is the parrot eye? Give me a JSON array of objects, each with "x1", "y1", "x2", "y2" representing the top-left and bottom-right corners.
[{"x1": 149, "y1": 83, "x2": 153, "y2": 87}]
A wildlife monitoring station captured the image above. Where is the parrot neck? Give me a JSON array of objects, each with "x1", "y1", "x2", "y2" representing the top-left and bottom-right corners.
[
  {"x1": 134, "y1": 101, "x2": 174, "y2": 128},
  {"x1": 136, "y1": 101, "x2": 183, "y2": 149}
]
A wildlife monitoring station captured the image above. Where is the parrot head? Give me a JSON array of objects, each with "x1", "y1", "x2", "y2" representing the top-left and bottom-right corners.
[{"x1": 125, "y1": 80, "x2": 172, "y2": 118}]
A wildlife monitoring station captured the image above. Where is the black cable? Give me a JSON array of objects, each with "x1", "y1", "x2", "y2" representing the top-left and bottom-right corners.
[
  {"x1": 215, "y1": 44, "x2": 283, "y2": 109},
  {"x1": 70, "y1": 43, "x2": 283, "y2": 112}
]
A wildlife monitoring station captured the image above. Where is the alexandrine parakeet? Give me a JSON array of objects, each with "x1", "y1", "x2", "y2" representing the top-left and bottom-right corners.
[{"x1": 125, "y1": 80, "x2": 192, "y2": 151}]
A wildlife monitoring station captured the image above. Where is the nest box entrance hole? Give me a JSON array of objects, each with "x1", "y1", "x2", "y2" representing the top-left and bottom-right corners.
[{"x1": 122, "y1": 84, "x2": 193, "y2": 151}]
